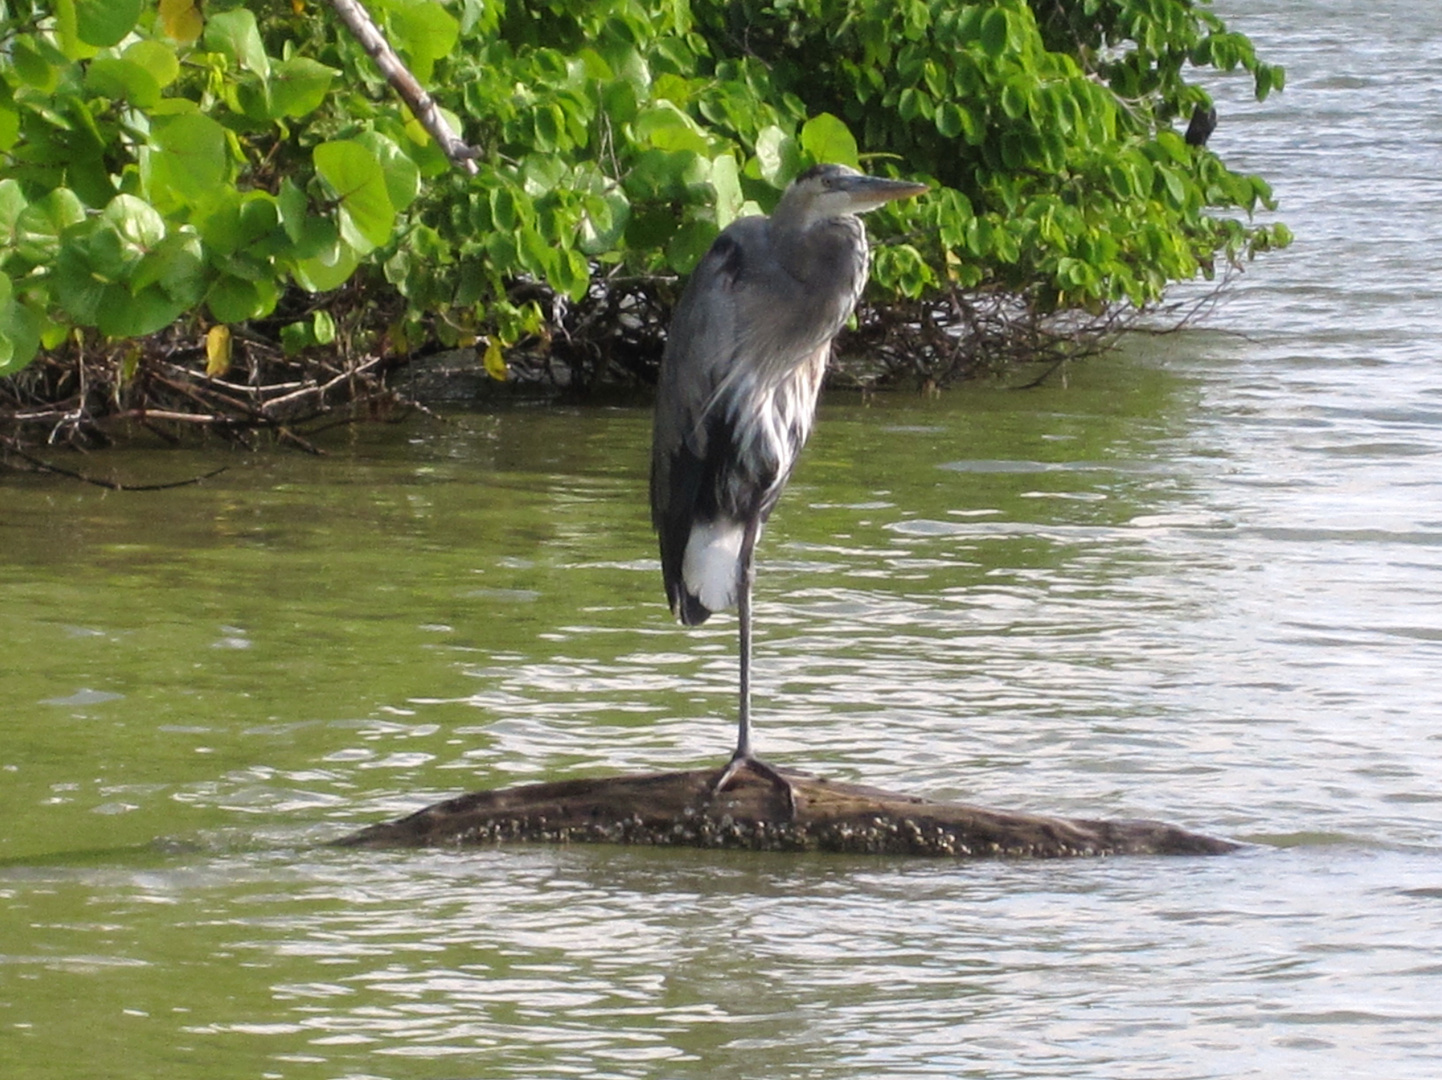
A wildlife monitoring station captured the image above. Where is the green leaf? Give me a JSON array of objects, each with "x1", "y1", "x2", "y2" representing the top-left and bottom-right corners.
[
  {"x1": 753, "y1": 125, "x2": 799, "y2": 186},
  {"x1": 0, "y1": 100, "x2": 19, "y2": 153},
  {"x1": 294, "y1": 239, "x2": 361, "y2": 293},
  {"x1": 314, "y1": 140, "x2": 395, "y2": 253},
  {"x1": 935, "y1": 102, "x2": 965, "y2": 139},
  {"x1": 280, "y1": 319, "x2": 315, "y2": 355},
  {"x1": 311, "y1": 310, "x2": 337, "y2": 345},
  {"x1": 203, "y1": 8, "x2": 270, "y2": 79},
  {"x1": 710, "y1": 153, "x2": 744, "y2": 228},
  {"x1": 1000, "y1": 80, "x2": 1030, "y2": 121},
  {"x1": 85, "y1": 57, "x2": 161, "y2": 108},
  {"x1": 897, "y1": 87, "x2": 924, "y2": 122},
  {"x1": 532, "y1": 104, "x2": 561, "y2": 153},
  {"x1": 484, "y1": 230, "x2": 520, "y2": 274},
  {"x1": 0, "y1": 274, "x2": 42, "y2": 376},
  {"x1": 54, "y1": 240, "x2": 111, "y2": 323},
  {"x1": 0, "y1": 313, "x2": 40, "y2": 375},
  {"x1": 1159, "y1": 166, "x2": 1188, "y2": 208},
  {"x1": 193, "y1": 188, "x2": 245, "y2": 255},
  {"x1": 387, "y1": 0, "x2": 459, "y2": 83},
  {"x1": 270, "y1": 57, "x2": 336, "y2": 119},
  {"x1": 234, "y1": 72, "x2": 274, "y2": 122},
  {"x1": 1254, "y1": 62, "x2": 1284, "y2": 101},
  {"x1": 635, "y1": 103, "x2": 711, "y2": 154},
  {"x1": 234, "y1": 192, "x2": 281, "y2": 253},
  {"x1": 123, "y1": 40, "x2": 181, "y2": 88},
  {"x1": 98, "y1": 283, "x2": 187, "y2": 338},
  {"x1": 602, "y1": 80, "x2": 638, "y2": 125},
  {"x1": 577, "y1": 189, "x2": 630, "y2": 255},
  {"x1": 799, "y1": 113, "x2": 859, "y2": 168},
  {"x1": 666, "y1": 218, "x2": 718, "y2": 274},
  {"x1": 516, "y1": 224, "x2": 555, "y2": 278},
  {"x1": 979, "y1": 8, "x2": 1009, "y2": 59},
  {"x1": 75, "y1": 0, "x2": 142, "y2": 47},
  {"x1": 291, "y1": 215, "x2": 340, "y2": 262},
  {"x1": 14, "y1": 188, "x2": 87, "y2": 266},
  {"x1": 488, "y1": 184, "x2": 527, "y2": 232},
  {"x1": 206, "y1": 275, "x2": 267, "y2": 323},
  {"x1": 549, "y1": 248, "x2": 591, "y2": 302},
  {"x1": 11, "y1": 36, "x2": 61, "y2": 90},
  {"x1": 356, "y1": 131, "x2": 422, "y2": 214},
  {"x1": 1155, "y1": 129, "x2": 1190, "y2": 165},
  {"x1": 129, "y1": 229, "x2": 205, "y2": 306},
  {"x1": 277, "y1": 178, "x2": 309, "y2": 244},
  {"x1": 149, "y1": 113, "x2": 229, "y2": 209},
  {"x1": 101, "y1": 193, "x2": 165, "y2": 260},
  {"x1": 0, "y1": 180, "x2": 29, "y2": 242},
  {"x1": 624, "y1": 148, "x2": 705, "y2": 200},
  {"x1": 59, "y1": 211, "x2": 145, "y2": 292},
  {"x1": 521, "y1": 153, "x2": 569, "y2": 197}
]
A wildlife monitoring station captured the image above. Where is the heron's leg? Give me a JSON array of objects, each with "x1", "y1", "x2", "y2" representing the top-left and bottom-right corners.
[
  {"x1": 710, "y1": 524, "x2": 796, "y2": 820},
  {"x1": 734, "y1": 528, "x2": 756, "y2": 761}
]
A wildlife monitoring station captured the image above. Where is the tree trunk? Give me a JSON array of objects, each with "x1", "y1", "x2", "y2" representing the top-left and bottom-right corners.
[{"x1": 335, "y1": 763, "x2": 1237, "y2": 858}]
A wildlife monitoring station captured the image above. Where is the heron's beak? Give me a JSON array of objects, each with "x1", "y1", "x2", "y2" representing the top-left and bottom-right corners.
[{"x1": 839, "y1": 174, "x2": 930, "y2": 212}]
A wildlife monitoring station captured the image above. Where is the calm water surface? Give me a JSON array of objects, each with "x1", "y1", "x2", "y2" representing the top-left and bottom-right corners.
[{"x1": 5, "y1": 2, "x2": 1442, "y2": 1076}]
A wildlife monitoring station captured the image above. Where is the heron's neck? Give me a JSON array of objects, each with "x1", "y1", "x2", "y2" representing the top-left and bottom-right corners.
[{"x1": 770, "y1": 213, "x2": 868, "y2": 287}]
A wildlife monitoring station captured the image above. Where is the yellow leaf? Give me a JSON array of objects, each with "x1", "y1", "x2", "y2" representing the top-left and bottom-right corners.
[
  {"x1": 481, "y1": 339, "x2": 508, "y2": 382},
  {"x1": 205, "y1": 325, "x2": 232, "y2": 378},
  {"x1": 159, "y1": 0, "x2": 203, "y2": 44}
]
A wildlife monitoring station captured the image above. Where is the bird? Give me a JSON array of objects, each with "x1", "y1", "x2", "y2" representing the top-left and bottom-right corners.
[
  {"x1": 649, "y1": 162, "x2": 928, "y2": 815},
  {"x1": 1184, "y1": 104, "x2": 1218, "y2": 147}
]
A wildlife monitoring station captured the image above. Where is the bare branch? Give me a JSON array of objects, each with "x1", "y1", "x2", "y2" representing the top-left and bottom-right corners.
[{"x1": 323, "y1": 0, "x2": 480, "y2": 175}]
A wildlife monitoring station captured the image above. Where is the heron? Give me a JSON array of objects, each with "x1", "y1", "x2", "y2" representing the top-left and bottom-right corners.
[{"x1": 649, "y1": 162, "x2": 928, "y2": 814}]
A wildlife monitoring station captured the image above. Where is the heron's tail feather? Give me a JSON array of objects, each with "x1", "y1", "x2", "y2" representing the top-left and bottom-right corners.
[
  {"x1": 672, "y1": 518, "x2": 746, "y2": 625},
  {"x1": 670, "y1": 586, "x2": 713, "y2": 626}
]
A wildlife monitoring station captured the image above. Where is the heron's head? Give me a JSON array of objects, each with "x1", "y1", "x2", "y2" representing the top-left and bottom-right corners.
[{"x1": 777, "y1": 164, "x2": 929, "y2": 227}]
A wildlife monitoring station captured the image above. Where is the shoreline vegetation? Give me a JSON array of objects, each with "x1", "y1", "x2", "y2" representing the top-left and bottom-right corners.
[{"x1": 1, "y1": 0, "x2": 1288, "y2": 460}]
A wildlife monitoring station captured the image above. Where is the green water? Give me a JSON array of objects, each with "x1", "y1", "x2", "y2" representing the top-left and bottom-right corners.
[{"x1": 6, "y1": 334, "x2": 1442, "y2": 1077}]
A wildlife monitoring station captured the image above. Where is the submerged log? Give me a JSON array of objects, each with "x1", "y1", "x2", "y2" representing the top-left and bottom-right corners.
[{"x1": 335, "y1": 763, "x2": 1238, "y2": 858}]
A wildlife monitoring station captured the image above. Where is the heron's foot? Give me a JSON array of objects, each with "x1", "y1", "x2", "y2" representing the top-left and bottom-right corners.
[{"x1": 710, "y1": 754, "x2": 798, "y2": 822}]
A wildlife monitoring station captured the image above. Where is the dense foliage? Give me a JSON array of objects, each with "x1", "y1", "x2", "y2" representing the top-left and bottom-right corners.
[{"x1": 0, "y1": 0, "x2": 1288, "y2": 406}]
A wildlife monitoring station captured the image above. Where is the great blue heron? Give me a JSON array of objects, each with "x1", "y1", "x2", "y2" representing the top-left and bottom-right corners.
[{"x1": 650, "y1": 162, "x2": 928, "y2": 813}]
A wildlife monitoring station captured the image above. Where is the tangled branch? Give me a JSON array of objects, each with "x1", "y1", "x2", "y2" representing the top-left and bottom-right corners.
[{"x1": 0, "y1": 323, "x2": 404, "y2": 453}]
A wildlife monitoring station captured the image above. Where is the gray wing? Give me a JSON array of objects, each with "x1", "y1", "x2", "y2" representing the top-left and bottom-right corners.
[{"x1": 650, "y1": 219, "x2": 756, "y2": 501}]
